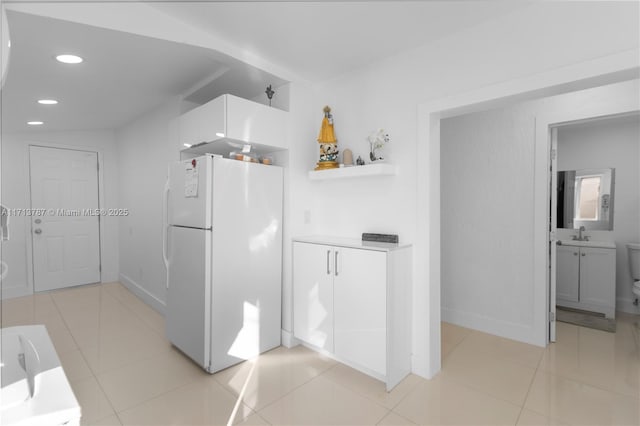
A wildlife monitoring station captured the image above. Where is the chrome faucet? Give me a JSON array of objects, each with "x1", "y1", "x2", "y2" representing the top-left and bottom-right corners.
[{"x1": 573, "y1": 226, "x2": 589, "y2": 241}]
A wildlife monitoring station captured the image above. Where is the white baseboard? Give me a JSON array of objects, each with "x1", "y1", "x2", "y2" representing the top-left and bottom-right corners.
[
  {"x1": 299, "y1": 341, "x2": 386, "y2": 383},
  {"x1": 0, "y1": 285, "x2": 31, "y2": 299},
  {"x1": 281, "y1": 329, "x2": 299, "y2": 348},
  {"x1": 119, "y1": 273, "x2": 166, "y2": 315},
  {"x1": 101, "y1": 273, "x2": 119, "y2": 283},
  {"x1": 442, "y1": 307, "x2": 542, "y2": 347},
  {"x1": 616, "y1": 297, "x2": 640, "y2": 315},
  {"x1": 411, "y1": 353, "x2": 434, "y2": 380}
]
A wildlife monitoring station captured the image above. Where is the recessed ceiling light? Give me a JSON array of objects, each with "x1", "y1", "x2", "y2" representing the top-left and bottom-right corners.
[
  {"x1": 38, "y1": 99, "x2": 58, "y2": 105},
  {"x1": 27, "y1": 121, "x2": 44, "y2": 126},
  {"x1": 55, "y1": 54, "x2": 83, "y2": 64}
]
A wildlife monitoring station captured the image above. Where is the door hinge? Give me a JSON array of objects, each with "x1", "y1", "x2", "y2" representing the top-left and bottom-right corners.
[
  {"x1": 549, "y1": 312, "x2": 555, "y2": 322},
  {"x1": 550, "y1": 149, "x2": 556, "y2": 161},
  {"x1": 549, "y1": 230, "x2": 556, "y2": 242}
]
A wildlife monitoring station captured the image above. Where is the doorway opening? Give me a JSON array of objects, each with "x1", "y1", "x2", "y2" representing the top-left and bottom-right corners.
[
  {"x1": 549, "y1": 112, "x2": 640, "y2": 341},
  {"x1": 418, "y1": 67, "x2": 639, "y2": 378}
]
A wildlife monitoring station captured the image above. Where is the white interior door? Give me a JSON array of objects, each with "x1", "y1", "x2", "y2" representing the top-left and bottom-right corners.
[
  {"x1": 549, "y1": 127, "x2": 558, "y2": 342},
  {"x1": 29, "y1": 146, "x2": 101, "y2": 291}
]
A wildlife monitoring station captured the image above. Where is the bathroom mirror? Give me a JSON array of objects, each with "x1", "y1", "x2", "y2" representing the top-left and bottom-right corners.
[{"x1": 557, "y1": 168, "x2": 615, "y2": 230}]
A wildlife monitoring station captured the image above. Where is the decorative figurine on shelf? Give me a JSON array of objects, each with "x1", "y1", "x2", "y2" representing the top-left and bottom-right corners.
[
  {"x1": 356, "y1": 155, "x2": 365, "y2": 166},
  {"x1": 265, "y1": 85, "x2": 275, "y2": 107},
  {"x1": 367, "y1": 129, "x2": 390, "y2": 162},
  {"x1": 315, "y1": 106, "x2": 339, "y2": 170},
  {"x1": 342, "y1": 149, "x2": 353, "y2": 166},
  {"x1": 319, "y1": 143, "x2": 338, "y2": 162}
]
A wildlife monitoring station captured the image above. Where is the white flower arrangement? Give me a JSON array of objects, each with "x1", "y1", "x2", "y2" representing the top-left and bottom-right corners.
[{"x1": 367, "y1": 129, "x2": 390, "y2": 161}]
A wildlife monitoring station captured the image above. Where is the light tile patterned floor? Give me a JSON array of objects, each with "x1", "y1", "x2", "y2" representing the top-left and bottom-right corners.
[{"x1": 1, "y1": 282, "x2": 639, "y2": 425}]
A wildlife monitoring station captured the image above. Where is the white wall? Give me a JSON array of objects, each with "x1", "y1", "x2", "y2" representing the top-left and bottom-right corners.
[
  {"x1": 274, "y1": 81, "x2": 317, "y2": 341},
  {"x1": 289, "y1": 2, "x2": 639, "y2": 376},
  {"x1": 557, "y1": 115, "x2": 640, "y2": 313},
  {"x1": 115, "y1": 98, "x2": 182, "y2": 313},
  {"x1": 1, "y1": 130, "x2": 119, "y2": 298},
  {"x1": 440, "y1": 103, "x2": 538, "y2": 335}
]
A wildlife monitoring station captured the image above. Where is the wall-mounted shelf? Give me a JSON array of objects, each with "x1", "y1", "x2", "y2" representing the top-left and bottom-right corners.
[{"x1": 308, "y1": 163, "x2": 395, "y2": 180}]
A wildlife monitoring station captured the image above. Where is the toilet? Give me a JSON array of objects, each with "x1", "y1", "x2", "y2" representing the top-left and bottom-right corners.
[{"x1": 628, "y1": 243, "x2": 640, "y2": 298}]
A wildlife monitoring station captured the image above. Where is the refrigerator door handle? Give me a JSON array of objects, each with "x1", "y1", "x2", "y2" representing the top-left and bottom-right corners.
[{"x1": 162, "y1": 179, "x2": 170, "y2": 287}]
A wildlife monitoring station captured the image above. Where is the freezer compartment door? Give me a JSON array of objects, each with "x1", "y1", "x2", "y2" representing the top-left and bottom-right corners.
[
  {"x1": 168, "y1": 155, "x2": 212, "y2": 229},
  {"x1": 166, "y1": 225, "x2": 212, "y2": 370}
]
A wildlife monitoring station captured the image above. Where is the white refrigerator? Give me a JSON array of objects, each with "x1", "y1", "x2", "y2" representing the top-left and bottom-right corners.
[{"x1": 163, "y1": 154, "x2": 283, "y2": 373}]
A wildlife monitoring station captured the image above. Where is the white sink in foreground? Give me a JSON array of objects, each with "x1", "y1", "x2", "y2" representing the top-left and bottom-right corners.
[
  {"x1": 1, "y1": 334, "x2": 33, "y2": 411},
  {"x1": 559, "y1": 239, "x2": 616, "y2": 249},
  {"x1": 1, "y1": 325, "x2": 81, "y2": 425}
]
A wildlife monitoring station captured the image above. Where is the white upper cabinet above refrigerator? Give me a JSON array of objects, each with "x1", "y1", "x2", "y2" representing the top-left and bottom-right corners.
[
  {"x1": 180, "y1": 96, "x2": 225, "y2": 149},
  {"x1": 180, "y1": 94, "x2": 288, "y2": 153}
]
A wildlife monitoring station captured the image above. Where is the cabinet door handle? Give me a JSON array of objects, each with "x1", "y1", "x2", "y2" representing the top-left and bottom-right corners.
[
  {"x1": 574, "y1": 252, "x2": 578, "y2": 256},
  {"x1": 326, "y1": 250, "x2": 331, "y2": 275},
  {"x1": 581, "y1": 253, "x2": 585, "y2": 257},
  {"x1": 335, "y1": 251, "x2": 339, "y2": 276}
]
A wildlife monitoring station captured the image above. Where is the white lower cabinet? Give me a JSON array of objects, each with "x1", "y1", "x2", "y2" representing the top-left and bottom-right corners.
[
  {"x1": 579, "y1": 248, "x2": 616, "y2": 316},
  {"x1": 333, "y1": 247, "x2": 387, "y2": 376},
  {"x1": 292, "y1": 242, "x2": 335, "y2": 352},
  {"x1": 556, "y1": 244, "x2": 616, "y2": 318},
  {"x1": 293, "y1": 238, "x2": 412, "y2": 391},
  {"x1": 556, "y1": 245, "x2": 580, "y2": 303}
]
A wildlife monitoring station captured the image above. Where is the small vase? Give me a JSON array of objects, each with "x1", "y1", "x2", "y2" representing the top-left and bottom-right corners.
[{"x1": 369, "y1": 150, "x2": 384, "y2": 163}]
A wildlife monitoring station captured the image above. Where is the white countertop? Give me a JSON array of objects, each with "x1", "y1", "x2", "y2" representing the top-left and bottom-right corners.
[
  {"x1": 558, "y1": 240, "x2": 616, "y2": 249},
  {"x1": 293, "y1": 236, "x2": 411, "y2": 252}
]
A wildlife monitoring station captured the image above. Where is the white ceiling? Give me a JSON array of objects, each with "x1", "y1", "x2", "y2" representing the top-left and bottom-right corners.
[
  {"x1": 1, "y1": 1, "x2": 531, "y2": 134},
  {"x1": 1, "y1": 10, "x2": 287, "y2": 133},
  {"x1": 151, "y1": 1, "x2": 530, "y2": 82}
]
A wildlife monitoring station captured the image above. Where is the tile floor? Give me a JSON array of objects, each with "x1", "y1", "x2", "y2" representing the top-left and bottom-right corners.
[{"x1": 1, "y1": 282, "x2": 639, "y2": 425}]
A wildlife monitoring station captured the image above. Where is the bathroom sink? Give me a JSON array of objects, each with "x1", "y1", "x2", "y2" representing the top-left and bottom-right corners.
[
  {"x1": 1, "y1": 325, "x2": 81, "y2": 425},
  {"x1": 1, "y1": 334, "x2": 33, "y2": 411},
  {"x1": 559, "y1": 240, "x2": 616, "y2": 249}
]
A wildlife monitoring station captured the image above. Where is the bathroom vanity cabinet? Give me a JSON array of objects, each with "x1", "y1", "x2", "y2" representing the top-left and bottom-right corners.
[
  {"x1": 292, "y1": 237, "x2": 412, "y2": 390},
  {"x1": 556, "y1": 242, "x2": 616, "y2": 319}
]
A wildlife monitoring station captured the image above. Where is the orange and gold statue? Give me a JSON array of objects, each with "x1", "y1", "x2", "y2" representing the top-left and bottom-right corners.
[{"x1": 315, "y1": 106, "x2": 339, "y2": 170}]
